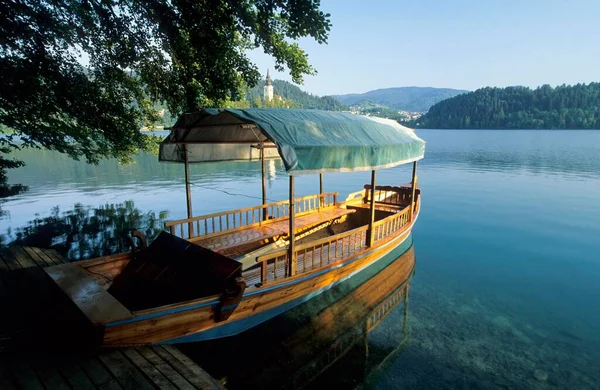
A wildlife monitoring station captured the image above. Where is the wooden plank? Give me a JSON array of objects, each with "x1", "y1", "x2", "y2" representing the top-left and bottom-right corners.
[
  {"x1": 0, "y1": 247, "x2": 23, "y2": 270},
  {"x1": 195, "y1": 207, "x2": 355, "y2": 254},
  {"x1": 31, "y1": 246, "x2": 59, "y2": 266},
  {"x1": 136, "y1": 347, "x2": 195, "y2": 390},
  {"x1": 9, "y1": 361, "x2": 44, "y2": 390},
  {"x1": 44, "y1": 263, "x2": 133, "y2": 325},
  {"x1": 56, "y1": 357, "x2": 96, "y2": 390},
  {"x1": 22, "y1": 246, "x2": 52, "y2": 267},
  {"x1": 0, "y1": 250, "x2": 11, "y2": 277},
  {"x1": 11, "y1": 246, "x2": 41, "y2": 268},
  {"x1": 80, "y1": 356, "x2": 123, "y2": 390},
  {"x1": 158, "y1": 346, "x2": 223, "y2": 390},
  {"x1": 98, "y1": 350, "x2": 155, "y2": 390},
  {"x1": 43, "y1": 249, "x2": 67, "y2": 265},
  {"x1": 288, "y1": 175, "x2": 296, "y2": 276},
  {"x1": 31, "y1": 358, "x2": 71, "y2": 390},
  {"x1": 122, "y1": 348, "x2": 177, "y2": 390},
  {"x1": 367, "y1": 170, "x2": 377, "y2": 247}
]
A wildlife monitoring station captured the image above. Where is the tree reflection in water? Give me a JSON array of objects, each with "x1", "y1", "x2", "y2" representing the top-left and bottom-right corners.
[
  {"x1": 0, "y1": 182, "x2": 28, "y2": 220},
  {"x1": 4, "y1": 200, "x2": 168, "y2": 261}
]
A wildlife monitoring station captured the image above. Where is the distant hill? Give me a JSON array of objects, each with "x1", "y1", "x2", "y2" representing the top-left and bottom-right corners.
[
  {"x1": 417, "y1": 83, "x2": 600, "y2": 129},
  {"x1": 332, "y1": 87, "x2": 469, "y2": 113},
  {"x1": 247, "y1": 80, "x2": 346, "y2": 111}
]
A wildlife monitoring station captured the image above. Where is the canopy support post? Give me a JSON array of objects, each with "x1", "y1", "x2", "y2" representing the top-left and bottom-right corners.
[
  {"x1": 261, "y1": 143, "x2": 268, "y2": 221},
  {"x1": 410, "y1": 161, "x2": 418, "y2": 222},
  {"x1": 184, "y1": 144, "x2": 193, "y2": 237},
  {"x1": 367, "y1": 170, "x2": 377, "y2": 247},
  {"x1": 288, "y1": 176, "x2": 296, "y2": 276},
  {"x1": 319, "y1": 173, "x2": 324, "y2": 208}
]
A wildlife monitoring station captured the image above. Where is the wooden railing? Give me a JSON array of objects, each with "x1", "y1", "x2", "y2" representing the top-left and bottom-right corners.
[
  {"x1": 372, "y1": 205, "x2": 411, "y2": 243},
  {"x1": 165, "y1": 192, "x2": 338, "y2": 240},
  {"x1": 256, "y1": 225, "x2": 369, "y2": 285},
  {"x1": 366, "y1": 284, "x2": 408, "y2": 331},
  {"x1": 364, "y1": 185, "x2": 419, "y2": 207},
  {"x1": 255, "y1": 200, "x2": 416, "y2": 286}
]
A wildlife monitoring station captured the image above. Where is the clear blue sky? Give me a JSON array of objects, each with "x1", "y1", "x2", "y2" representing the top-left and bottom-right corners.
[{"x1": 248, "y1": 0, "x2": 600, "y2": 96}]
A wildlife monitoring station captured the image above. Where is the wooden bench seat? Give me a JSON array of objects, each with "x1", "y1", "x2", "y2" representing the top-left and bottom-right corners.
[
  {"x1": 193, "y1": 207, "x2": 356, "y2": 255},
  {"x1": 44, "y1": 263, "x2": 134, "y2": 326}
]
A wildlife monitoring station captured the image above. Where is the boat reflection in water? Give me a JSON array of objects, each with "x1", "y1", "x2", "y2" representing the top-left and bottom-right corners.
[{"x1": 182, "y1": 237, "x2": 417, "y2": 389}]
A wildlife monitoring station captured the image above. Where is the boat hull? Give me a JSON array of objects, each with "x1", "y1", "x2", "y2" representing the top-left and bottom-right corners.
[{"x1": 102, "y1": 220, "x2": 417, "y2": 345}]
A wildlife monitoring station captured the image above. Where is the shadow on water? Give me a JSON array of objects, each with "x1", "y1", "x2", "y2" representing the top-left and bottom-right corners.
[
  {"x1": 1, "y1": 200, "x2": 168, "y2": 260},
  {"x1": 180, "y1": 242, "x2": 417, "y2": 390}
]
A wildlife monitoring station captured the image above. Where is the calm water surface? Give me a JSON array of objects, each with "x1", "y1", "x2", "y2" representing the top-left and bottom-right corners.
[{"x1": 2, "y1": 130, "x2": 600, "y2": 388}]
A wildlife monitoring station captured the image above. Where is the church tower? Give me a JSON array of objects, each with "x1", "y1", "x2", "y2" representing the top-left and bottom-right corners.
[{"x1": 263, "y1": 69, "x2": 274, "y2": 102}]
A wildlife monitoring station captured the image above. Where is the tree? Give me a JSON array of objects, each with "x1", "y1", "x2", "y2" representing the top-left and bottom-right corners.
[
  {"x1": 0, "y1": 0, "x2": 331, "y2": 178},
  {"x1": 418, "y1": 83, "x2": 600, "y2": 129}
]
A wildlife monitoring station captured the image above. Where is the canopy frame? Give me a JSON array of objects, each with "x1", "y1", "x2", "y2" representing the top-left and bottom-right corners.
[{"x1": 161, "y1": 108, "x2": 425, "y2": 258}]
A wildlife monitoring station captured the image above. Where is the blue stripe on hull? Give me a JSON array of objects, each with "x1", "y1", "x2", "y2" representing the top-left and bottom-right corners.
[{"x1": 158, "y1": 234, "x2": 414, "y2": 344}]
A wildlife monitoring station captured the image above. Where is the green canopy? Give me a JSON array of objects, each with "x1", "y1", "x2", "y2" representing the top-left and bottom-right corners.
[{"x1": 160, "y1": 108, "x2": 425, "y2": 174}]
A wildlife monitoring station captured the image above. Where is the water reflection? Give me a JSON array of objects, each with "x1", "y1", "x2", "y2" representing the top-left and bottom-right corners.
[
  {"x1": 7, "y1": 147, "x2": 285, "y2": 190},
  {"x1": 420, "y1": 129, "x2": 600, "y2": 179},
  {"x1": 3, "y1": 200, "x2": 168, "y2": 260},
  {"x1": 181, "y1": 243, "x2": 416, "y2": 389},
  {"x1": 0, "y1": 182, "x2": 28, "y2": 221}
]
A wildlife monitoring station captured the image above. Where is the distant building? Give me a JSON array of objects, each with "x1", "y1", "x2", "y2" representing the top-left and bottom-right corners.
[{"x1": 264, "y1": 69, "x2": 274, "y2": 102}]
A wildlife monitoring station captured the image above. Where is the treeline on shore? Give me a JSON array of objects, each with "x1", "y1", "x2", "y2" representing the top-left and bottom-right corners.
[{"x1": 416, "y1": 83, "x2": 600, "y2": 129}]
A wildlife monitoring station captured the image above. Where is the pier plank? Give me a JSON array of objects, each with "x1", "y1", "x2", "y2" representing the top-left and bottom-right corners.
[
  {"x1": 9, "y1": 246, "x2": 37, "y2": 269},
  {"x1": 80, "y1": 356, "x2": 124, "y2": 390},
  {"x1": 56, "y1": 357, "x2": 96, "y2": 390},
  {"x1": 42, "y1": 249, "x2": 67, "y2": 265},
  {"x1": 122, "y1": 348, "x2": 177, "y2": 390},
  {"x1": 31, "y1": 359, "x2": 71, "y2": 390},
  {"x1": 0, "y1": 248, "x2": 22, "y2": 271},
  {"x1": 21, "y1": 246, "x2": 50, "y2": 268},
  {"x1": 137, "y1": 347, "x2": 195, "y2": 390},
  {"x1": 98, "y1": 349, "x2": 155, "y2": 390},
  {"x1": 45, "y1": 262, "x2": 133, "y2": 325},
  {"x1": 31, "y1": 246, "x2": 58, "y2": 266},
  {"x1": 0, "y1": 251, "x2": 11, "y2": 277},
  {"x1": 0, "y1": 246, "x2": 230, "y2": 390},
  {"x1": 158, "y1": 346, "x2": 223, "y2": 390},
  {"x1": 9, "y1": 361, "x2": 44, "y2": 390}
]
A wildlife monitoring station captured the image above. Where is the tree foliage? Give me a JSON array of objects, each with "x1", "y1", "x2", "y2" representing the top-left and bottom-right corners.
[
  {"x1": 417, "y1": 83, "x2": 600, "y2": 129},
  {"x1": 0, "y1": 0, "x2": 331, "y2": 176}
]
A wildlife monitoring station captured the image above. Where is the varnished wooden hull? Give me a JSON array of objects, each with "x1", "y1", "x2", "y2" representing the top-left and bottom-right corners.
[{"x1": 101, "y1": 206, "x2": 419, "y2": 346}]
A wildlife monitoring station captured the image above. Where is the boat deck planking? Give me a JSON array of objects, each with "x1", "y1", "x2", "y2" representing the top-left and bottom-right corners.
[
  {"x1": 0, "y1": 246, "x2": 223, "y2": 390},
  {"x1": 193, "y1": 207, "x2": 356, "y2": 257}
]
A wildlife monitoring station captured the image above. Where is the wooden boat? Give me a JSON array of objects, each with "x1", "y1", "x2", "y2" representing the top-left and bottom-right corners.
[
  {"x1": 42, "y1": 108, "x2": 426, "y2": 346},
  {"x1": 185, "y1": 241, "x2": 416, "y2": 389}
]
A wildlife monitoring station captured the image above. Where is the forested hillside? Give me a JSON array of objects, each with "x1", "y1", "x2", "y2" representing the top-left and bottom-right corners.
[
  {"x1": 418, "y1": 83, "x2": 600, "y2": 129},
  {"x1": 333, "y1": 87, "x2": 468, "y2": 112},
  {"x1": 247, "y1": 80, "x2": 346, "y2": 110}
]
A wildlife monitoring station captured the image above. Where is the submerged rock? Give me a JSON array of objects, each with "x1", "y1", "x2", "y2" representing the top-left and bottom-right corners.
[{"x1": 533, "y1": 369, "x2": 548, "y2": 382}]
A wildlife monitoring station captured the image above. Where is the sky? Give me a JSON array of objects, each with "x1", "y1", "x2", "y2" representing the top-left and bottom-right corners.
[{"x1": 248, "y1": 0, "x2": 600, "y2": 96}]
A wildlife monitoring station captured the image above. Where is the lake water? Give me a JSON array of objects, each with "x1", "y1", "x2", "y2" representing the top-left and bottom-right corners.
[{"x1": 2, "y1": 130, "x2": 600, "y2": 388}]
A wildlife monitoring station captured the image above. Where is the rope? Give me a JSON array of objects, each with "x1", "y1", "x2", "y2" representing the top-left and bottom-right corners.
[{"x1": 190, "y1": 182, "x2": 280, "y2": 203}]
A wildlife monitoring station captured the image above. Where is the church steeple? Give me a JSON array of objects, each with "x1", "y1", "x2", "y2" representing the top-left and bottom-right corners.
[
  {"x1": 264, "y1": 69, "x2": 274, "y2": 102},
  {"x1": 266, "y1": 69, "x2": 272, "y2": 86}
]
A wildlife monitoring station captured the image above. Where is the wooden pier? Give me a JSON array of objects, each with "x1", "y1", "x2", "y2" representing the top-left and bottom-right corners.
[{"x1": 0, "y1": 246, "x2": 223, "y2": 390}]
